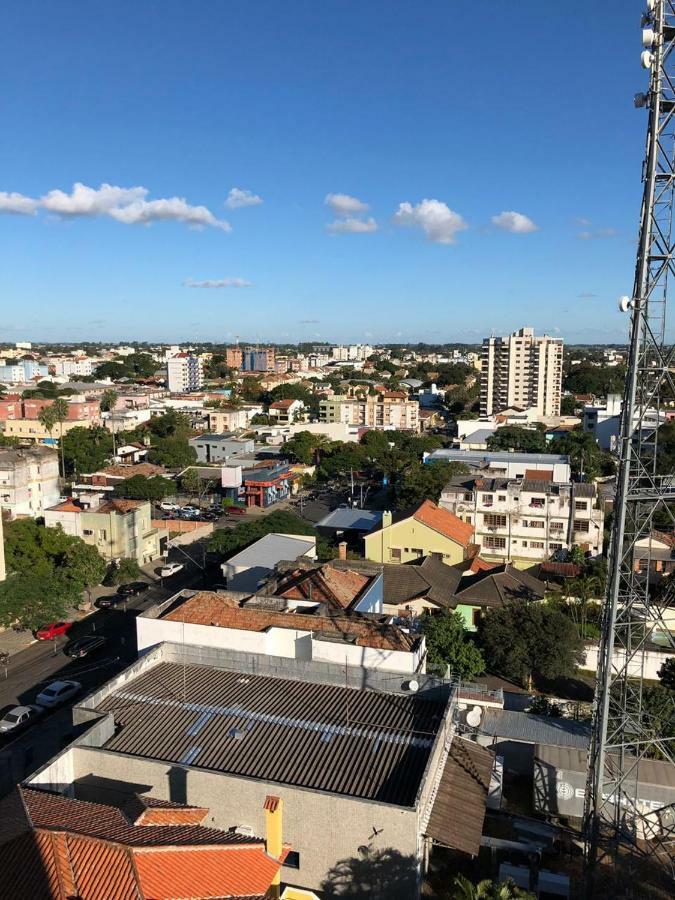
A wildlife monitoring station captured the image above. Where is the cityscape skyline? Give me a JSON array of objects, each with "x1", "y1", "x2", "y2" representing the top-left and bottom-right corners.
[{"x1": 0, "y1": 1, "x2": 655, "y2": 344}]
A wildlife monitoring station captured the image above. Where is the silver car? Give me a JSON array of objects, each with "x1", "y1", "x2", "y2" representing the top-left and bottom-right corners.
[
  {"x1": 0, "y1": 704, "x2": 43, "y2": 734},
  {"x1": 35, "y1": 680, "x2": 81, "y2": 709}
]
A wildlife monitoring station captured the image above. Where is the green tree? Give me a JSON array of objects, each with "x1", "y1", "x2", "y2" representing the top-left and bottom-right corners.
[
  {"x1": 639, "y1": 685, "x2": 675, "y2": 759},
  {"x1": 487, "y1": 426, "x2": 547, "y2": 454},
  {"x1": 38, "y1": 402, "x2": 60, "y2": 448},
  {"x1": 395, "y1": 461, "x2": 468, "y2": 507},
  {"x1": 94, "y1": 360, "x2": 128, "y2": 380},
  {"x1": 103, "y1": 557, "x2": 143, "y2": 586},
  {"x1": 283, "y1": 431, "x2": 324, "y2": 465},
  {"x1": 208, "y1": 510, "x2": 317, "y2": 558},
  {"x1": 0, "y1": 573, "x2": 77, "y2": 631},
  {"x1": 452, "y1": 875, "x2": 535, "y2": 900},
  {"x1": 61, "y1": 425, "x2": 114, "y2": 476},
  {"x1": 656, "y1": 420, "x2": 675, "y2": 476},
  {"x1": 113, "y1": 475, "x2": 173, "y2": 501},
  {"x1": 148, "y1": 438, "x2": 197, "y2": 469},
  {"x1": 420, "y1": 610, "x2": 485, "y2": 679},
  {"x1": 566, "y1": 574, "x2": 602, "y2": 638},
  {"x1": 563, "y1": 363, "x2": 626, "y2": 396},
  {"x1": 477, "y1": 600, "x2": 584, "y2": 689},
  {"x1": 553, "y1": 429, "x2": 615, "y2": 480},
  {"x1": 658, "y1": 657, "x2": 675, "y2": 691},
  {"x1": 560, "y1": 395, "x2": 578, "y2": 416}
]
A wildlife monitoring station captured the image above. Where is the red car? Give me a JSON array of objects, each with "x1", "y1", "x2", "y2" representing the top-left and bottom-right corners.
[{"x1": 36, "y1": 621, "x2": 73, "y2": 641}]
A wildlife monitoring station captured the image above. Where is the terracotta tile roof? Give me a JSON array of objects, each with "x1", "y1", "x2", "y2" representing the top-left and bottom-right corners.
[
  {"x1": 538, "y1": 560, "x2": 582, "y2": 578},
  {"x1": 48, "y1": 498, "x2": 83, "y2": 513},
  {"x1": 100, "y1": 462, "x2": 166, "y2": 479},
  {"x1": 124, "y1": 795, "x2": 209, "y2": 826},
  {"x1": 269, "y1": 398, "x2": 296, "y2": 409},
  {"x1": 652, "y1": 530, "x2": 675, "y2": 550},
  {"x1": 412, "y1": 500, "x2": 474, "y2": 547},
  {"x1": 277, "y1": 563, "x2": 372, "y2": 609},
  {"x1": 524, "y1": 468, "x2": 553, "y2": 481},
  {"x1": 163, "y1": 592, "x2": 414, "y2": 650},
  {"x1": 0, "y1": 788, "x2": 285, "y2": 900},
  {"x1": 467, "y1": 556, "x2": 498, "y2": 574}
]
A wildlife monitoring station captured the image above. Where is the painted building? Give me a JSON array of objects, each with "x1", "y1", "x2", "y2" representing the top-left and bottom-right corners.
[
  {"x1": 0, "y1": 446, "x2": 61, "y2": 518},
  {"x1": 364, "y1": 500, "x2": 475, "y2": 566}
]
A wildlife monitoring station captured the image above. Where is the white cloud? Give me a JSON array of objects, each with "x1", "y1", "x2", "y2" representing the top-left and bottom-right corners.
[
  {"x1": 326, "y1": 216, "x2": 378, "y2": 234},
  {"x1": 0, "y1": 191, "x2": 39, "y2": 215},
  {"x1": 325, "y1": 193, "x2": 369, "y2": 216},
  {"x1": 225, "y1": 187, "x2": 263, "y2": 209},
  {"x1": 0, "y1": 181, "x2": 231, "y2": 231},
  {"x1": 577, "y1": 227, "x2": 616, "y2": 240},
  {"x1": 491, "y1": 210, "x2": 538, "y2": 233},
  {"x1": 394, "y1": 199, "x2": 468, "y2": 244},
  {"x1": 184, "y1": 277, "x2": 251, "y2": 288}
]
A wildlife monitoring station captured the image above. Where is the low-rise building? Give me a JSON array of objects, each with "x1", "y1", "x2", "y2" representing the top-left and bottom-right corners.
[
  {"x1": 206, "y1": 405, "x2": 250, "y2": 432},
  {"x1": 268, "y1": 398, "x2": 305, "y2": 424},
  {"x1": 320, "y1": 392, "x2": 420, "y2": 431},
  {"x1": 0, "y1": 359, "x2": 49, "y2": 382},
  {"x1": 425, "y1": 448, "x2": 571, "y2": 482},
  {"x1": 45, "y1": 496, "x2": 163, "y2": 564},
  {"x1": 242, "y1": 463, "x2": 296, "y2": 507},
  {"x1": 440, "y1": 475, "x2": 604, "y2": 564},
  {"x1": 364, "y1": 499, "x2": 475, "y2": 566},
  {"x1": 221, "y1": 532, "x2": 317, "y2": 590},
  {"x1": 189, "y1": 433, "x2": 255, "y2": 463},
  {"x1": 0, "y1": 446, "x2": 61, "y2": 518},
  {"x1": 583, "y1": 393, "x2": 666, "y2": 452}
]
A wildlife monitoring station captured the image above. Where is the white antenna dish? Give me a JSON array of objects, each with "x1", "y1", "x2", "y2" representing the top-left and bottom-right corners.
[
  {"x1": 466, "y1": 706, "x2": 482, "y2": 728},
  {"x1": 619, "y1": 295, "x2": 634, "y2": 313},
  {"x1": 404, "y1": 679, "x2": 419, "y2": 693}
]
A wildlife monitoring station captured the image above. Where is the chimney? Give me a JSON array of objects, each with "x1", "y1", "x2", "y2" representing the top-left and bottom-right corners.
[
  {"x1": 263, "y1": 795, "x2": 283, "y2": 898},
  {"x1": 382, "y1": 510, "x2": 392, "y2": 529},
  {"x1": 338, "y1": 541, "x2": 348, "y2": 561}
]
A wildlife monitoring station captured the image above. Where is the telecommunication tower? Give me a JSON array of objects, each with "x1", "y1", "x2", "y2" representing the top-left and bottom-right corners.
[{"x1": 585, "y1": 0, "x2": 675, "y2": 888}]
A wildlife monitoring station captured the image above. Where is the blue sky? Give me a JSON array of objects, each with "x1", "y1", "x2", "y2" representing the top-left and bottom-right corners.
[{"x1": 0, "y1": 1, "x2": 651, "y2": 344}]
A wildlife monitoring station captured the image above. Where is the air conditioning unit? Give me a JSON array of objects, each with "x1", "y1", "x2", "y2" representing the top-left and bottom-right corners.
[{"x1": 233, "y1": 825, "x2": 255, "y2": 837}]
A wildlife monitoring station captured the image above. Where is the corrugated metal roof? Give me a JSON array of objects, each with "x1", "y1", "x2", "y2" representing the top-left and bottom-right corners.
[
  {"x1": 535, "y1": 744, "x2": 675, "y2": 789},
  {"x1": 226, "y1": 534, "x2": 316, "y2": 569},
  {"x1": 97, "y1": 661, "x2": 447, "y2": 807},
  {"x1": 479, "y1": 709, "x2": 590, "y2": 749},
  {"x1": 315, "y1": 508, "x2": 383, "y2": 531},
  {"x1": 426, "y1": 449, "x2": 570, "y2": 465}
]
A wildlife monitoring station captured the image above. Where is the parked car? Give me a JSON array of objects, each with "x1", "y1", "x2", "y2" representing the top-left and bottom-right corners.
[
  {"x1": 117, "y1": 582, "x2": 149, "y2": 596},
  {"x1": 35, "y1": 680, "x2": 81, "y2": 709},
  {"x1": 160, "y1": 562, "x2": 184, "y2": 578},
  {"x1": 94, "y1": 595, "x2": 124, "y2": 610},
  {"x1": 0, "y1": 705, "x2": 43, "y2": 735},
  {"x1": 64, "y1": 635, "x2": 107, "y2": 659},
  {"x1": 225, "y1": 507, "x2": 247, "y2": 517},
  {"x1": 36, "y1": 621, "x2": 73, "y2": 641},
  {"x1": 181, "y1": 505, "x2": 200, "y2": 515},
  {"x1": 159, "y1": 501, "x2": 180, "y2": 511}
]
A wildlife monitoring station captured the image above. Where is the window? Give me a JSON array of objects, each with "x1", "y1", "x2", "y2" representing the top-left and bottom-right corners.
[
  {"x1": 472, "y1": 609, "x2": 482, "y2": 627},
  {"x1": 283, "y1": 851, "x2": 301, "y2": 869},
  {"x1": 527, "y1": 520, "x2": 544, "y2": 529},
  {"x1": 83, "y1": 529, "x2": 93, "y2": 536},
  {"x1": 550, "y1": 521, "x2": 564, "y2": 531},
  {"x1": 574, "y1": 520, "x2": 590, "y2": 533},
  {"x1": 575, "y1": 500, "x2": 588, "y2": 511},
  {"x1": 483, "y1": 535, "x2": 506, "y2": 550},
  {"x1": 389, "y1": 548, "x2": 401, "y2": 561},
  {"x1": 550, "y1": 542, "x2": 563, "y2": 551},
  {"x1": 482, "y1": 494, "x2": 494, "y2": 505},
  {"x1": 530, "y1": 497, "x2": 545, "y2": 508},
  {"x1": 484, "y1": 514, "x2": 507, "y2": 528},
  {"x1": 98, "y1": 529, "x2": 107, "y2": 540},
  {"x1": 464, "y1": 492, "x2": 473, "y2": 501},
  {"x1": 411, "y1": 548, "x2": 423, "y2": 557},
  {"x1": 530, "y1": 540, "x2": 544, "y2": 549},
  {"x1": 498, "y1": 495, "x2": 506, "y2": 502}
]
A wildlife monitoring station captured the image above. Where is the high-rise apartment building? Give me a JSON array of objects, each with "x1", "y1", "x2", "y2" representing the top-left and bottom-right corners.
[
  {"x1": 480, "y1": 327, "x2": 563, "y2": 416},
  {"x1": 241, "y1": 347, "x2": 276, "y2": 372},
  {"x1": 167, "y1": 353, "x2": 204, "y2": 393}
]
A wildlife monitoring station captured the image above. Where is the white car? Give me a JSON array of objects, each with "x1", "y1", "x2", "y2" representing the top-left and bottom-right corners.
[
  {"x1": 0, "y1": 705, "x2": 43, "y2": 734},
  {"x1": 159, "y1": 501, "x2": 180, "y2": 511},
  {"x1": 160, "y1": 562, "x2": 184, "y2": 578},
  {"x1": 35, "y1": 680, "x2": 81, "y2": 709}
]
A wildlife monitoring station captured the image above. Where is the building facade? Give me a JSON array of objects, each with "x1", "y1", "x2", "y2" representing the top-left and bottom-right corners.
[
  {"x1": 364, "y1": 500, "x2": 475, "y2": 566},
  {"x1": 480, "y1": 327, "x2": 563, "y2": 416},
  {"x1": 0, "y1": 446, "x2": 61, "y2": 518},
  {"x1": 439, "y1": 476, "x2": 604, "y2": 564},
  {"x1": 319, "y1": 393, "x2": 419, "y2": 431},
  {"x1": 167, "y1": 353, "x2": 204, "y2": 392}
]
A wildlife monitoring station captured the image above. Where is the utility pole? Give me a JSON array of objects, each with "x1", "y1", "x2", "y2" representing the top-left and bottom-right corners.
[{"x1": 585, "y1": 1, "x2": 675, "y2": 890}]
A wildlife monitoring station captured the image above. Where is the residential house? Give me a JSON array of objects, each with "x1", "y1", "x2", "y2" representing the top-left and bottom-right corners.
[
  {"x1": 634, "y1": 530, "x2": 675, "y2": 585},
  {"x1": 221, "y1": 532, "x2": 316, "y2": 590},
  {"x1": 0, "y1": 787, "x2": 288, "y2": 900},
  {"x1": 83, "y1": 462, "x2": 169, "y2": 489},
  {"x1": 45, "y1": 496, "x2": 163, "y2": 564},
  {"x1": 268, "y1": 398, "x2": 305, "y2": 424},
  {"x1": 440, "y1": 475, "x2": 604, "y2": 564},
  {"x1": 0, "y1": 446, "x2": 60, "y2": 518},
  {"x1": 206, "y1": 406, "x2": 250, "y2": 432},
  {"x1": 363, "y1": 499, "x2": 475, "y2": 565}
]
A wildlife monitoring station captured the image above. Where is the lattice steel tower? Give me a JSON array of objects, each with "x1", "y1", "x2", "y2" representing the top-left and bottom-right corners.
[{"x1": 585, "y1": 0, "x2": 675, "y2": 888}]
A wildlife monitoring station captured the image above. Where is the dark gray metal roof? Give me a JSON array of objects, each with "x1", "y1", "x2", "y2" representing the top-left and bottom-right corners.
[
  {"x1": 315, "y1": 508, "x2": 383, "y2": 531},
  {"x1": 426, "y1": 449, "x2": 570, "y2": 465},
  {"x1": 96, "y1": 661, "x2": 447, "y2": 807},
  {"x1": 479, "y1": 709, "x2": 590, "y2": 749}
]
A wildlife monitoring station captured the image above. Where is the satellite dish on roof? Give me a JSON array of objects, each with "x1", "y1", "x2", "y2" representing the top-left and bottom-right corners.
[
  {"x1": 403, "y1": 679, "x2": 419, "y2": 693},
  {"x1": 466, "y1": 706, "x2": 482, "y2": 728}
]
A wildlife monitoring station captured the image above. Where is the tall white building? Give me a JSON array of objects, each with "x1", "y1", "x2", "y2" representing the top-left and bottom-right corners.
[
  {"x1": 480, "y1": 327, "x2": 563, "y2": 417},
  {"x1": 0, "y1": 447, "x2": 61, "y2": 519},
  {"x1": 167, "y1": 353, "x2": 204, "y2": 393}
]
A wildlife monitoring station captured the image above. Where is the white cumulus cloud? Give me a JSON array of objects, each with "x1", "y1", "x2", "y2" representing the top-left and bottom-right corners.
[
  {"x1": 491, "y1": 210, "x2": 538, "y2": 233},
  {"x1": 326, "y1": 216, "x2": 378, "y2": 234},
  {"x1": 0, "y1": 181, "x2": 231, "y2": 232},
  {"x1": 225, "y1": 187, "x2": 263, "y2": 209},
  {"x1": 394, "y1": 199, "x2": 468, "y2": 244},
  {"x1": 0, "y1": 191, "x2": 39, "y2": 215},
  {"x1": 184, "y1": 277, "x2": 252, "y2": 288},
  {"x1": 325, "y1": 193, "x2": 369, "y2": 216}
]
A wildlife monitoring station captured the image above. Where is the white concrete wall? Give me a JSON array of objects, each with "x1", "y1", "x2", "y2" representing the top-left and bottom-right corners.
[{"x1": 582, "y1": 644, "x2": 674, "y2": 680}]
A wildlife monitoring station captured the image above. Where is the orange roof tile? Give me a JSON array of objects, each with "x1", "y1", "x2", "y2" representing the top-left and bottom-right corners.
[
  {"x1": 524, "y1": 468, "x2": 553, "y2": 482},
  {"x1": 96, "y1": 498, "x2": 146, "y2": 514},
  {"x1": 412, "y1": 500, "x2": 474, "y2": 547}
]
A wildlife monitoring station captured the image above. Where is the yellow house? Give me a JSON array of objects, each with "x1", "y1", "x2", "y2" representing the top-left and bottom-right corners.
[{"x1": 364, "y1": 499, "x2": 475, "y2": 566}]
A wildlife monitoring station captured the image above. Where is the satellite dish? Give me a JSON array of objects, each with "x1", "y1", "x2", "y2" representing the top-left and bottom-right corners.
[
  {"x1": 466, "y1": 706, "x2": 482, "y2": 728},
  {"x1": 618, "y1": 296, "x2": 633, "y2": 313},
  {"x1": 403, "y1": 679, "x2": 419, "y2": 693}
]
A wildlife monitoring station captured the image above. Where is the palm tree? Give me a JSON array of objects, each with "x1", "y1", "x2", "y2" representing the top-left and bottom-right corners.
[
  {"x1": 100, "y1": 389, "x2": 119, "y2": 456},
  {"x1": 52, "y1": 398, "x2": 69, "y2": 479},
  {"x1": 567, "y1": 574, "x2": 602, "y2": 638},
  {"x1": 452, "y1": 875, "x2": 534, "y2": 900}
]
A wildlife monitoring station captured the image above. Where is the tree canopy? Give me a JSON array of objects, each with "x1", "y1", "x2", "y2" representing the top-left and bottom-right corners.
[
  {"x1": 477, "y1": 600, "x2": 584, "y2": 688},
  {"x1": 113, "y1": 474, "x2": 174, "y2": 500},
  {"x1": 208, "y1": 510, "x2": 318, "y2": 559},
  {"x1": 487, "y1": 426, "x2": 547, "y2": 454},
  {"x1": 61, "y1": 425, "x2": 114, "y2": 475},
  {"x1": 563, "y1": 362, "x2": 626, "y2": 396},
  {"x1": 420, "y1": 610, "x2": 485, "y2": 679}
]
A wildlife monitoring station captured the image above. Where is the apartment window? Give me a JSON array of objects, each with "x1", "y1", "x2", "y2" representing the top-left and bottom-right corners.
[
  {"x1": 530, "y1": 497, "x2": 545, "y2": 508},
  {"x1": 483, "y1": 536, "x2": 506, "y2": 550},
  {"x1": 411, "y1": 548, "x2": 423, "y2": 557},
  {"x1": 574, "y1": 520, "x2": 590, "y2": 533},
  {"x1": 521, "y1": 540, "x2": 527, "y2": 547},
  {"x1": 550, "y1": 542, "x2": 563, "y2": 551},
  {"x1": 389, "y1": 548, "x2": 401, "y2": 562},
  {"x1": 283, "y1": 851, "x2": 301, "y2": 869},
  {"x1": 527, "y1": 520, "x2": 544, "y2": 529},
  {"x1": 482, "y1": 494, "x2": 494, "y2": 505},
  {"x1": 484, "y1": 514, "x2": 507, "y2": 528},
  {"x1": 575, "y1": 500, "x2": 588, "y2": 511},
  {"x1": 530, "y1": 541, "x2": 544, "y2": 549},
  {"x1": 463, "y1": 493, "x2": 473, "y2": 501},
  {"x1": 498, "y1": 495, "x2": 506, "y2": 502},
  {"x1": 98, "y1": 530, "x2": 107, "y2": 540},
  {"x1": 83, "y1": 529, "x2": 93, "y2": 536},
  {"x1": 550, "y1": 521, "x2": 564, "y2": 531}
]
